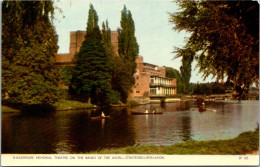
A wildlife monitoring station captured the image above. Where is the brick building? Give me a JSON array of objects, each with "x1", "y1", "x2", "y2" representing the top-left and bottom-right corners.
[
  {"x1": 55, "y1": 30, "x2": 118, "y2": 66},
  {"x1": 132, "y1": 56, "x2": 177, "y2": 97},
  {"x1": 56, "y1": 30, "x2": 177, "y2": 97}
]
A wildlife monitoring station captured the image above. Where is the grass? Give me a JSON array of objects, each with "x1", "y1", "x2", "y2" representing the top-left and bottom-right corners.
[
  {"x1": 93, "y1": 129, "x2": 259, "y2": 155},
  {"x1": 2, "y1": 99, "x2": 95, "y2": 112},
  {"x1": 53, "y1": 99, "x2": 94, "y2": 111},
  {"x1": 1, "y1": 105, "x2": 21, "y2": 113}
]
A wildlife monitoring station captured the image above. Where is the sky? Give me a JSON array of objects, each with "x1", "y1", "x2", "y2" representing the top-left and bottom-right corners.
[{"x1": 53, "y1": 0, "x2": 215, "y2": 83}]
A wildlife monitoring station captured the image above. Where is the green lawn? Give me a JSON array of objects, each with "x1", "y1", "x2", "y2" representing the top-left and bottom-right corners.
[
  {"x1": 93, "y1": 129, "x2": 259, "y2": 154},
  {"x1": 54, "y1": 99, "x2": 94, "y2": 111},
  {"x1": 2, "y1": 99, "x2": 95, "y2": 112},
  {"x1": 1, "y1": 106, "x2": 21, "y2": 113}
]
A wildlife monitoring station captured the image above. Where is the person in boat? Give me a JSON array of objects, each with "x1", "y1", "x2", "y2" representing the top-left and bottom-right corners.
[
  {"x1": 199, "y1": 103, "x2": 206, "y2": 112},
  {"x1": 145, "y1": 108, "x2": 149, "y2": 113},
  {"x1": 101, "y1": 111, "x2": 106, "y2": 118},
  {"x1": 152, "y1": 108, "x2": 157, "y2": 114}
]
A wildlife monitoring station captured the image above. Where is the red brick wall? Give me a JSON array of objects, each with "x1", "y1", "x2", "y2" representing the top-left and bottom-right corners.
[{"x1": 56, "y1": 30, "x2": 118, "y2": 65}]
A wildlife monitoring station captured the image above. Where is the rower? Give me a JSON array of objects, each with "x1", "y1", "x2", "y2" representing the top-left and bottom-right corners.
[
  {"x1": 101, "y1": 111, "x2": 105, "y2": 118},
  {"x1": 145, "y1": 108, "x2": 149, "y2": 113}
]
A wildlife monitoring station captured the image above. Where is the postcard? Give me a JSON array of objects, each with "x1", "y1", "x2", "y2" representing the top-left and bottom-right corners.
[{"x1": 1, "y1": 0, "x2": 259, "y2": 166}]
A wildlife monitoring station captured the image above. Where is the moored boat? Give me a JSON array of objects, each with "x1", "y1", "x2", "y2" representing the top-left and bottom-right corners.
[
  {"x1": 91, "y1": 116, "x2": 110, "y2": 120},
  {"x1": 131, "y1": 111, "x2": 163, "y2": 115}
]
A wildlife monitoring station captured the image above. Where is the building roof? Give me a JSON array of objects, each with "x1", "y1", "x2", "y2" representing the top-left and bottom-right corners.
[{"x1": 150, "y1": 75, "x2": 176, "y2": 80}]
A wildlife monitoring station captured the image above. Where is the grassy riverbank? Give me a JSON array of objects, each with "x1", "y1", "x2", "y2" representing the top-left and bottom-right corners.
[
  {"x1": 93, "y1": 129, "x2": 259, "y2": 154},
  {"x1": 1, "y1": 106, "x2": 21, "y2": 113},
  {"x1": 53, "y1": 100, "x2": 94, "y2": 111},
  {"x1": 2, "y1": 100, "x2": 95, "y2": 112}
]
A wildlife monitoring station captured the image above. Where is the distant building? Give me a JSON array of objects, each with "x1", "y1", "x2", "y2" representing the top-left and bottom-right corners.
[
  {"x1": 55, "y1": 30, "x2": 118, "y2": 66},
  {"x1": 132, "y1": 56, "x2": 177, "y2": 97},
  {"x1": 56, "y1": 31, "x2": 177, "y2": 97}
]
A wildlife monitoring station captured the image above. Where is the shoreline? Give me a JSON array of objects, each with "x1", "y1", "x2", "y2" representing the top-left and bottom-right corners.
[
  {"x1": 2, "y1": 99, "x2": 257, "y2": 113},
  {"x1": 91, "y1": 129, "x2": 259, "y2": 155}
]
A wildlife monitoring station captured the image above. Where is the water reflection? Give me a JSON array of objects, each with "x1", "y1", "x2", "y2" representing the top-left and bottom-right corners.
[
  {"x1": 130, "y1": 101, "x2": 192, "y2": 145},
  {"x1": 2, "y1": 100, "x2": 259, "y2": 153},
  {"x1": 2, "y1": 112, "x2": 58, "y2": 153}
]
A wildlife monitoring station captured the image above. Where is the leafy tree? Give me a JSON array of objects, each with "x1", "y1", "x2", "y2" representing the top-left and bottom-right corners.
[
  {"x1": 179, "y1": 49, "x2": 194, "y2": 94},
  {"x1": 170, "y1": 1, "x2": 259, "y2": 98},
  {"x1": 102, "y1": 20, "x2": 114, "y2": 58},
  {"x1": 117, "y1": 5, "x2": 139, "y2": 102},
  {"x1": 2, "y1": 1, "x2": 59, "y2": 105},
  {"x1": 101, "y1": 20, "x2": 121, "y2": 104},
  {"x1": 192, "y1": 82, "x2": 229, "y2": 95},
  {"x1": 70, "y1": 4, "x2": 115, "y2": 107},
  {"x1": 60, "y1": 66, "x2": 73, "y2": 86},
  {"x1": 165, "y1": 67, "x2": 184, "y2": 94}
]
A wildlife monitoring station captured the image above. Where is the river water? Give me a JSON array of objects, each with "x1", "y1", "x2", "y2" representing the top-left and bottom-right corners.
[{"x1": 2, "y1": 100, "x2": 259, "y2": 153}]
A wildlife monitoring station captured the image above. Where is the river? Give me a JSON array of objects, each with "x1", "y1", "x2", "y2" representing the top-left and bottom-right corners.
[{"x1": 2, "y1": 100, "x2": 259, "y2": 153}]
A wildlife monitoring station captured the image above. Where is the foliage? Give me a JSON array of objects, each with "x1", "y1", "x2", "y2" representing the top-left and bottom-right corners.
[
  {"x1": 190, "y1": 82, "x2": 227, "y2": 95},
  {"x1": 179, "y1": 49, "x2": 194, "y2": 93},
  {"x1": 170, "y1": 1, "x2": 259, "y2": 98},
  {"x1": 116, "y1": 5, "x2": 139, "y2": 103},
  {"x1": 165, "y1": 67, "x2": 184, "y2": 94},
  {"x1": 70, "y1": 4, "x2": 115, "y2": 107},
  {"x1": 110, "y1": 56, "x2": 135, "y2": 103},
  {"x1": 54, "y1": 99, "x2": 94, "y2": 111},
  {"x1": 2, "y1": 1, "x2": 59, "y2": 105},
  {"x1": 94, "y1": 129, "x2": 259, "y2": 154},
  {"x1": 60, "y1": 66, "x2": 73, "y2": 86},
  {"x1": 102, "y1": 20, "x2": 114, "y2": 58}
]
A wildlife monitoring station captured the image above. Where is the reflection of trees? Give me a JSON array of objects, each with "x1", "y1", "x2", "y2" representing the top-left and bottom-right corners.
[
  {"x1": 68, "y1": 108, "x2": 136, "y2": 152},
  {"x1": 180, "y1": 113, "x2": 191, "y2": 141},
  {"x1": 2, "y1": 112, "x2": 58, "y2": 153},
  {"x1": 179, "y1": 101, "x2": 190, "y2": 111},
  {"x1": 161, "y1": 101, "x2": 191, "y2": 111}
]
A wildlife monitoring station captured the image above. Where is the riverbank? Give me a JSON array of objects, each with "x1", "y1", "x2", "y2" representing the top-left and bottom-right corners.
[
  {"x1": 1, "y1": 99, "x2": 127, "y2": 112},
  {"x1": 1, "y1": 100, "x2": 95, "y2": 112},
  {"x1": 53, "y1": 100, "x2": 94, "y2": 111},
  {"x1": 92, "y1": 129, "x2": 259, "y2": 155},
  {"x1": 1, "y1": 106, "x2": 21, "y2": 113}
]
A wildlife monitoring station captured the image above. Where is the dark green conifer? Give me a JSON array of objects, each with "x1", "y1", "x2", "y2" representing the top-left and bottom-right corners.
[
  {"x1": 71, "y1": 4, "x2": 114, "y2": 107},
  {"x1": 116, "y1": 5, "x2": 139, "y2": 102}
]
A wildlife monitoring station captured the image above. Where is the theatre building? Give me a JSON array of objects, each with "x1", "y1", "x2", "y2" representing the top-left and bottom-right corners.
[
  {"x1": 132, "y1": 56, "x2": 177, "y2": 97},
  {"x1": 55, "y1": 30, "x2": 118, "y2": 66},
  {"x1": 56, "y1": 31, "x2": 177, "y2": 97}
]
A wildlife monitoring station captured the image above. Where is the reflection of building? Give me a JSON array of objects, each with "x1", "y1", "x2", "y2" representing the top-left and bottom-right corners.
[
  {"x1": 55, "y1": 31, "x2": 177, "y2": 97},
  {"x1": 55, "y1": 30, "x2": 118, "y2": 66},
  {"x1": 132, "y1": 56, "x2": 177, "y2": 97}
]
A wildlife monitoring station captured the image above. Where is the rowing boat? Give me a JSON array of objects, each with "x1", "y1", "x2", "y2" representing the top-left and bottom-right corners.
[
  {"x1": 131, "y1": 111, "x2": 163, "y2": 115},
  {"x1": 91, "y1": 116, "x2": 110, "y2": 120}
]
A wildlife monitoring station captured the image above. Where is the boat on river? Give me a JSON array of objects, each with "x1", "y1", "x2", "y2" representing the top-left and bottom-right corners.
[
  {"x1": 131, "y1": 111, "x2": 163, "y2": 115},
  {"x1": 91, "y1": 111, "x2": 110, "y2": 120},
  {"x1": 199, "y1": 106, "x2": 206, "y2": 112},
  {"x1": 198, "y1": 102, "x2": 206, "y2": 112},
  {"x1": 91, "y1": 116, "x2": 110, "y2": 120}
]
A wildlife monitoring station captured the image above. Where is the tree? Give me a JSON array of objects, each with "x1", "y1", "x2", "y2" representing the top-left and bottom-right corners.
[
  {"x1": 170, "y1": 1, "x2": 259, "y2": 98},
  {"x1": 101, "y1": 20, "x2": 121, "y2": 104},
  {"x1": 2, "y1": 1, "x2": 59, "y2": 105},
  {"x1": 176, "y1": 48, "x2": 194, "y2": 94},
  {"x1": 70, "y1": 4, "x2": 115, "y2": 107},
  {"x1": 116, "y1": 5, "x2": 139, "y2": 102},
  {"x1": 102, "y1": 20, "x2": 114, "y2": 58},
  {"x1": 165, "y1": 67, "x2": 184, "y2": 94},
  {"x1": 60, "y1": 66, "x2": 73, "y2": 86}
]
